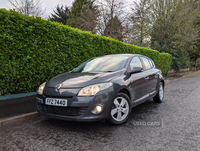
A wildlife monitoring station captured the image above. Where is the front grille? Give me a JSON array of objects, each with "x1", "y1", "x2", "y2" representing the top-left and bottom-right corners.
[
  {"x1": 44, "y1": 95, "x2": 73, "y2": 99},
  {"x1": 38, "y1": 104, "x2": 87, "y2": 116}
]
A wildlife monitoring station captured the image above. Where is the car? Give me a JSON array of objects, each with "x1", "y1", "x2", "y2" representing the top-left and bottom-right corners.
[{"x1": 36, "y1": 54, "x2": 164, "y2": 125}]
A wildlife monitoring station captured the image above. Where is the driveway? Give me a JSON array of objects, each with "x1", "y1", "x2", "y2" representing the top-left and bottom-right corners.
[{"x1": 1, "y1": 73, "x2": 200, "y2": 150}]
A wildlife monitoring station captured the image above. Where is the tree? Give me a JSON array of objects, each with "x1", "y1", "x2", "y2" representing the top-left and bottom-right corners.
[
  {"x1": 150, "y1": 0, "x2": 200, "y2": 50},
  {"x1": 8, "y1": 0, "x2": 45, "y2": 16},
  {"x1": 67, "y1": 0, "x2": 98, "y2": 29},
  {"x1": 185, "y1": 16, "x2": 200, "y2": 71},
  {"x1": 104, "y1": 16, "x2": 123, "y2": 41},
  {"x1": 49, "y1": 5, "x2": 70, "y2": 25},
  {"x1": 150, "y1": 14, "x2": 176, "y2": 53},
  {"x1": 187, "y1": 41, "x2": 200, "y2": 71},
  {"x1": 76, "y1": 7, "x2": 100, "y2": 34},
  {"x1": 149, "y1": 0, "x2": 179, "y2": 23},
  {"x1": 129, "y1": 0, "x2": 180, "y2": 47},
  {"x1": 150, "y1": 0, "x2": 200, "y2": 71},
  {"x1": 130, "y1": 0, "x2": 151, "y2": 46},
  {"x1": 171, "y1": 0, "x2": 200, "y2": 71},
  {"x1": 149, "y1": 0, "x2": 183, "y2": 71},
  {"x1": 96, "y1": 0, "x2": 130, "y2": 41}
]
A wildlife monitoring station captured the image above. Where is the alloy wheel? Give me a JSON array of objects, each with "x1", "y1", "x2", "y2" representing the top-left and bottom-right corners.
[
  {"x1": 111, "y1": 97, "x2": 129, "y2": 122},
  {"x1": 159, "y1": 84, "x2": 164, "y2": 101}
]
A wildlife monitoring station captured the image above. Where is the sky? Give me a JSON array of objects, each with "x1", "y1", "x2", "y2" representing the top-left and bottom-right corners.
[
  {"x1": 0, "y1": 0, "x2": 74, "y2": 18},
  {"x1": 0, "y1": 0, "x2": 133, "y2": 19}
]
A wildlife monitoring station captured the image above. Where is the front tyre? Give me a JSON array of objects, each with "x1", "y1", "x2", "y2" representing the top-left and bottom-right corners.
[
  {"x1": 153, "y1": 82, "x2": 164, "y2": 103},
  {"x1": 108, "y1": 93, "x2": 131, "y2": 125}
]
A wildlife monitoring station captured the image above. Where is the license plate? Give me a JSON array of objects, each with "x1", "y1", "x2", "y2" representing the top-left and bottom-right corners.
[{"x1": 45, "y1": 98, "x2": 68, "y2": 107}]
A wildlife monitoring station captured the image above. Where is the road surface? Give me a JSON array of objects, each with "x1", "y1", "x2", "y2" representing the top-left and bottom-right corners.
[{"x1": 1, "y1": 73, "x2": 200, "y2": 150}]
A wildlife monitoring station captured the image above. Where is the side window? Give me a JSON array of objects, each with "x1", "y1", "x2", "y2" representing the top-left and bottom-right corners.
[
  {"x1": 141, "y1": 57, "x2": 151, "y2": 70},
  {"x1": 148, "y1": 59, "x2": 153, "y2": 68},
  {"x1": 149, "y1": 60, "x2": 155, "y2": 68},
  {"x1": 129, "y1": 57, "x2": 143, "y2": 70}
]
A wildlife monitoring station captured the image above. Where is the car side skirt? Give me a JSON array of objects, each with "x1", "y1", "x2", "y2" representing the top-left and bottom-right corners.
[{"x1": 131, "y1": 90, "x2": 157, "y2": 108}]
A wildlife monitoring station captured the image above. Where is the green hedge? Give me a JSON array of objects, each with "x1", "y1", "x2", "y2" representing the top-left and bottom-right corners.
[
  {"x1": 0, "y1": 9, "x2": 162, "y2": 95},
  {"x1": 158, "y1": 53, "x2": 172, "y2": 75}
]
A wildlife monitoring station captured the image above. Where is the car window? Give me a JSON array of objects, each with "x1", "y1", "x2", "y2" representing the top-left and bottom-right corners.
[
  {"x1": 129, "y1": 57, "x2": 143, "y2": 70},
  {"x1": 74, "y1": 56, "x2": 129, "y2": 72},
  {"x1": 151, "y1": 60, "x2": 155, "y2": 67},
  {"x1": 148, "y1": 59, "x2": 153, "y2": 68},
  {"x1": 141, "y1": 57, "x2": 151, "y2": 70},
  {"x1": 149, "y1": 59, "x2": 154, "y2": 68}
]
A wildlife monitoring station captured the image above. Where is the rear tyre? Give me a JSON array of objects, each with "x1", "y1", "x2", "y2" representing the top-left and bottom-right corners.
[
  {"x1": 153, "y1": 82, "x2": 164, "y2": 103},
  {"x1": 108, "y1": 93, "x2": 131, "y2": 125}
]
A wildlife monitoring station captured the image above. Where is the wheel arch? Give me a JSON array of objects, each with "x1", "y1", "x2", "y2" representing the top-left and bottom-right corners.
[
  {"x1": 118, "y1": 88, "x2": 131, "y2": 101},
  {"x1": 160, "y1": 79, "x2": 165, "y2": 88}
]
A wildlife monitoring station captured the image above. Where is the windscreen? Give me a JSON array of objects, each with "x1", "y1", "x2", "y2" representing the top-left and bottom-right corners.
[{"x1": 74, "y1": 56, "x2": 129, "y2": 72}]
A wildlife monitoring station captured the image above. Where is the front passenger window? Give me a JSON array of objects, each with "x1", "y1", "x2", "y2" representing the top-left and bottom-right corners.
[{"x1": 129, "y1": 57, "x2": 143, "y2": 70}]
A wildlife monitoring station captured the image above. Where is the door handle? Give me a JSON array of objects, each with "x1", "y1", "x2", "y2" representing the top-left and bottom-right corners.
[{"x1": 145, "y1": 77, "x2": 149, "y2": 80}]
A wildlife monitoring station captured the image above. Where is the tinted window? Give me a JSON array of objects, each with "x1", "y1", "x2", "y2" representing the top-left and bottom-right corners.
[
  {"x1": 74, "y1": 56, "x2": 129, "y2": 72},
  {"x1": 141, "y1": 57, "x2": 151, "y2": 70},
  {"x1": 129, "y1": 57, "x2": 143, "y2": 70}
]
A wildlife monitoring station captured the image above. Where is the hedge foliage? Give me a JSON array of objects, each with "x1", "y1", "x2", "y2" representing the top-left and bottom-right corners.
[
  {"x1": 0, "y1": 9, "x2": 167, "y2": 95},
  {"x1": 158, "y1": 53, "x2": 172, "y2": 75}
]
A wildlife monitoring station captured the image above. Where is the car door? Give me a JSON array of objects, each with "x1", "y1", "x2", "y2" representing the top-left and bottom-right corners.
[
  {"x1": 140, "y1": 57, "x2": 158, "y2": 94},
  {"x1": 148, "y1": 59, "x2": 159, "y2": 93},
  {"x1": 128, "y1": 56, "x2": 149, "y2": 102}
]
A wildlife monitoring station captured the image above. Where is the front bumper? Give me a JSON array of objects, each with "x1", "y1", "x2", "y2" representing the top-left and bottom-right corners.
[{"x1": 36, "y1": 87, "x2": 114, "y2": 121}]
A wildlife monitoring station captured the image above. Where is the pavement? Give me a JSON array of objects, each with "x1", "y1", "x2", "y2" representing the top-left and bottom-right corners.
[
  {"x1": 0, "y1": 72, "x2": 200, "y2": 150},
  {"x1": 0, "y1": 93, "x2": 37, "y2": 119},
  {"x1": 164, "y1": 70, "x2": 200, "y2": 84}
]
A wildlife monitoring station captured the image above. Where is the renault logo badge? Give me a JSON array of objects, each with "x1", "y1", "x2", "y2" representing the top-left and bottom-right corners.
[{"x1": 55, "y1": 83, "x2": 62, "y2": 92}]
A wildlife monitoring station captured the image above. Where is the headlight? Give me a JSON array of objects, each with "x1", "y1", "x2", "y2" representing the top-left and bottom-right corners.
[
  {"x1": 37, "y1": 82, "x2": 46, "y2": 95},
  {"x1": 78, "y1": 83, "x2": 112, "y2": 96}
]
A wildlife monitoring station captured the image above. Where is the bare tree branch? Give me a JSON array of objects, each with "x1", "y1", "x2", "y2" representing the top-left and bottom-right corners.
[
  {"x1": 96, "y1": 0, "x2": 131, "y2": 41},
  {"x1": 8, "y1": 0, "x2": 46, "y2": 17}
]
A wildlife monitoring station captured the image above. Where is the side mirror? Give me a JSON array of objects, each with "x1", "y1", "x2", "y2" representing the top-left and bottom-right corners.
[{"x1": 129, "y1": 67, "x2": 143, "y2": 74}]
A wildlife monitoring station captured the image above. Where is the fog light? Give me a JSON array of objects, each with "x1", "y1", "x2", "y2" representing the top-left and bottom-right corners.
[{"x1": 91, "y1": 105, "x2": 103, "y2": 114}]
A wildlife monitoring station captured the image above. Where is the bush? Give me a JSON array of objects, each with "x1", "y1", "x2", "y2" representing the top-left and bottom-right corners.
[
  {"x1": 171, "y1": 59, "x2": 181, "y2": 72},
  {"x1": 158, "y1": 53, "x2": 172, "y2": 75},
  {"x1": 0, "y1": 9, "x2": 163, "y2": 95}
]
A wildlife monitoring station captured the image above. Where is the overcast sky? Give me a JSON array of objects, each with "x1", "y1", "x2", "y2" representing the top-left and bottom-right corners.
[
  {"x1": 0, "y1": 0, "x2": 133, "y2": 19},
  {"x1": 0, "y1": 0, "x2": 74, "y2": 18}
]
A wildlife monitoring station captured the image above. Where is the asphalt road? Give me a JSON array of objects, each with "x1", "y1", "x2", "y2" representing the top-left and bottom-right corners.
[{"x1": 1, "y1": 73, "x2": 200, "y2": 151}]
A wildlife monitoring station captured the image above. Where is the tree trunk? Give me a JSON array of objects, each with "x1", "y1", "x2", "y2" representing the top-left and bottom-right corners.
[{"x1": 195, "y1": 59, "x2": 197, "y2": 71}]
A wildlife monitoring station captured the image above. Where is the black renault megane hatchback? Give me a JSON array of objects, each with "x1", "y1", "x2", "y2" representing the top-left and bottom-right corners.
[{"x1": 36, "y1": 54, "x2": 164, "y2": 125}]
